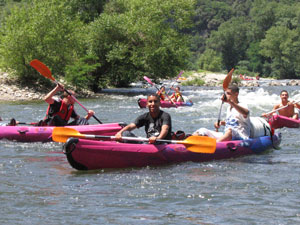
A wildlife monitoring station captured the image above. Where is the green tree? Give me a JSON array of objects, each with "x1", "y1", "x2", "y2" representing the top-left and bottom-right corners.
[
  {"x1": 260, "y1": 26, "x2": 300, "y2": 79},
  {"x1": 207, "y1": 17, "x2": 250, "y2": 70},
  {"x1": 85, "y1": 0, "x2": 195, "y2": 88},
  {"x1": 0, "y1": 0, "x2": 84, "y2": 84}
]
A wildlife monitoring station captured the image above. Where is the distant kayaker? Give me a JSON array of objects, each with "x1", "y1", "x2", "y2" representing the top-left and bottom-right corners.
[
  {"x1": 115, "y1": 94, "x2": 172, "y2": 144},
  {"x1": 262, "y1": 90, "x2": 298, "y2": 119},
  {"x1": 193, "y1": 85, "x2": 251, "y2": 142},
  {"x1": 42, "y1": 84, "x2": 95, "y2": 126},
  {"x1": 156, "y1": 86, "x2": 166, "y2": 101},
  {"x1": 170, "y1": 86, "x2": 184, "y2": 102}
]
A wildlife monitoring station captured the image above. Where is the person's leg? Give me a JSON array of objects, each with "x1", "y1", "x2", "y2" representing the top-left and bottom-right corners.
[
  {"x1": 68, "y1": 117, "x2": 89, "y2": 125},
  {"x1": 193, "y1": 127, "x2": 223, "y2": 139},
  {"x1": 49, "y1": 115, "x2": 67, "y2": 126},
  {"x1": 216, "y1": 128, "x2": 232, "y2": 142}
]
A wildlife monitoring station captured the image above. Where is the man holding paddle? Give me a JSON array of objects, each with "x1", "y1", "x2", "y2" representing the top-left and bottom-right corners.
[
  {"x1": 42, "y1": 84, "x2": 95, "y2": 126},
  {"x1": 115, "y1": 94, "x2": 172, "y2": 144},
  {"x1": 262, "y1": 90, "x2": 298, "y2": 119},
  {"x1": 193, "y1": 85, "x2": 251, "y2": 142}
]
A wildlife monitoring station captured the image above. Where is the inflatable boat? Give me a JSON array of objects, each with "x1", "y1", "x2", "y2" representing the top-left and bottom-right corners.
[
  {"x1": 138, "y1": 98, "x2": 193, "y2": 108},
  {"x1": 63, "y1": 132, "x2": 281, "y2": 170},
  {"x1": 0, "y1": 122, "x2": 125, "y2": 142},
  {"x1": 269, "y1": 114, "x2": 300, "y2": 129}
]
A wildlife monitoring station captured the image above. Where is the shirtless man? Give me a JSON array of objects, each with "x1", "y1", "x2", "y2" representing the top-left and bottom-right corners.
[{"x1": 262, "y1": 90, "x2": 298, "y2": 119}]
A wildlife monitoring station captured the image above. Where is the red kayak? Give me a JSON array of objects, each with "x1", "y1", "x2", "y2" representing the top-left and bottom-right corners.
[
  {"x1": 63, "y1": 133, "x2": 281, "y2": 170},
  {"x1": 0, "y1": 123, "x2": 125, "y2": 142},
  {"x1": 269, "y1": 114, "x2": 300, "y2": 129},
  {"x1": 138, "y1": 98, "x2": 193, "y2": 108}
]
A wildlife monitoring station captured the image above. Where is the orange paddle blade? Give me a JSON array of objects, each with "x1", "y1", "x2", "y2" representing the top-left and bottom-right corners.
[
  {"x1": 178, "y1": 135, "x2": 216, "y2": 154},
  {"x1": 30, "y1": 59, "x2": 54, "y2": 81},
  {"x1": 223, "y1": 68, "x2": 234, "y2": 90},
  {"x1": 52, "y1": 127, "x2": 85, "y2": 142}
]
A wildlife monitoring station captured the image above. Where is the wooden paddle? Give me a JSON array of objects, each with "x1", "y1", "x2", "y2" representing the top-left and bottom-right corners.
[
  {"x1": 216, "y1": 68, "x2": 234, "y2": 131},
  {"x1": 143, "y1": 76, "x2": 177, "y2": 107},
  {"x1": 52, "y1": 127, "x2": 217, "y2": 154},
  {"x1": 30, "y1": 59, "x2": 102, "y2": 124}
]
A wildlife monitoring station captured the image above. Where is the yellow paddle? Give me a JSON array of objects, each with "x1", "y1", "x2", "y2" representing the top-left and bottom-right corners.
[
  {"x1": 52, "y1": 127, "x2": 217, "y2": 154},
  {"x1": 30, "y1": 59, "x2": 103, "y2": 124}
]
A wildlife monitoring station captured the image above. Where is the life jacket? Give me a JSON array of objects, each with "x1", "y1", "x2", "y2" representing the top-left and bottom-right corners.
[
  {"x1": 158, "y1": 91, "x2": 166, "y2": 101},
  {"x1": 46, "y1": 100, "x2": 74, "y2": 122}
]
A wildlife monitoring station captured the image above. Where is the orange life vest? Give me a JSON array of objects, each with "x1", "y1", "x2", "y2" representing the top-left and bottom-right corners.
[{"x1": 46, "y1": 100, "x2": 74, "y2": 122}]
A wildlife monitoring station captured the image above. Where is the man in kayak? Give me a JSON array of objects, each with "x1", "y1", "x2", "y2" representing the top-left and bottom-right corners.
[
  {"x1": 115, "y1": 94, "x2": 172, "y2": 144},
  {"x1": 42, "y1": 84, "x2": 95, "y2": 126},
  {"x1": 193, "y1": 85, "x2": 251, "y2": 142},
  {"x1": 262, "y1": 90, "x2": 298, "y2": 119}
]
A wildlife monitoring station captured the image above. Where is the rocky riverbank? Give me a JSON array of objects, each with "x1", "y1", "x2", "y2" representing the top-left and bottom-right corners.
[
  {"x1": 1, "y1": 70, "x2": 300, "y2": 102},
  {"x1": 0, "y1": 71, "x2": 95, "y2": 102}
]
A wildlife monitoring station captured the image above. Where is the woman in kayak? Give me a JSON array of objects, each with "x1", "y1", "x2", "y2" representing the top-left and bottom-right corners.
[
  {"x1": 193, "y1": 85, "x2": 251, "y2": 142},
  {"x1": 262, "y1": 90, "x2": 298, "y2": 119},
  {"x1": 170, "y1": 86, "x2": 184, "y2": 102},
  {"x1": 115, "y1": 94, "x2": 172, "y2": 144},
  {"x1": 42, "y1": 84, "x2": 95, "y2": 126}
]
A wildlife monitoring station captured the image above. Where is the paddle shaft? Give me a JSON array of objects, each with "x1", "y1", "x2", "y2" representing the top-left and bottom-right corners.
[
  {"x1": 167, "y1": 71, "x2": 184, "y2": 95},
  {"x1": 216, "y1": 68, "x2": 234, "y2": 131},
  {"x1": 71, "y1": 133, "x2": 188, "y2": 143},
  {"x1": 265, "y1": 99, "x2": 300, "y2": 115}
]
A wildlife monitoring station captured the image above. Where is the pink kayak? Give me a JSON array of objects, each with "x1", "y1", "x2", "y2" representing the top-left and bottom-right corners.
[
  {"x1": 269, "y1": 114, "x2": 300, "y2": 129},
  {"x1": 63, "y1": 133, "x2": 281, "y2": 170},
  {"x1": 0, "y1": 122, "x2": 125, "y2": 142},
  {"x1": 138, "y1": 98, "x2": 193, "y2": 108}
]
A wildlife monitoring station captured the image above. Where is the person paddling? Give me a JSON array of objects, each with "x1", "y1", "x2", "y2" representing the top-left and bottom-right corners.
[
  {"x1": 156, "y1": 86, "x2": 167, "y2": 101},
  {"x1": 193, "y1": 85, "x2": 251, "y2": 142},
  {"x1": 115, "y1": 94, "x2": 172, "y2": 144},
  {"x1": 42, "y1": 84, "x2": 95, "y2": 126},
  {"x1": 170, "y1": 86, "x2": 184, "y2": 102},
  {"x1": 262, "y1": 90, "x2": 298, "y2": 119}
]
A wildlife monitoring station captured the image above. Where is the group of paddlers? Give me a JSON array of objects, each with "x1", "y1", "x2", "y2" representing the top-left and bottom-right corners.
[
  {"x1": 156, "y1": 86, "x2": 185, "y2": 103},
  {"x1": 1, "y1": 82, "x2": 298, "y2": 144}
]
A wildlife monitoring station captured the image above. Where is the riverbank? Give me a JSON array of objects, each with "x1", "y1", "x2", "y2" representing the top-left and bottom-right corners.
[
  {"x1": 0, "y1": 71, "x2": 95, "y2": 102},
  {"x1": 1, "y1": 70, "x2": 300, "y2": 102}
]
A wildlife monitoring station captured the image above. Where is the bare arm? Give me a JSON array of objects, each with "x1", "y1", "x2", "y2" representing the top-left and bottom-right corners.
[
  {"x1": 149, "y1": 124, "x2": 170, "y2": 144},
  {"x1": 227, "y1": 101, "x2": 249, "y2": 118},
  {"x1": 115, "y1": 123, "x2": 137, "y2": 140},
  {"x1": 44, "y1": 84, "x2": 64, "y2": 104}
]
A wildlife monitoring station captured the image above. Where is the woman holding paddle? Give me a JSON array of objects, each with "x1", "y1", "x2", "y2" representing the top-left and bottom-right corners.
[
  {"x1": 170, "y1": 86, "x2": 184, "y2": 102},
  {"x1": 42, "y1": 84, "x2": 95, "y2": 126},
  {"x1": 193, "y1": 85, "x2": 251, "y2": 142}
]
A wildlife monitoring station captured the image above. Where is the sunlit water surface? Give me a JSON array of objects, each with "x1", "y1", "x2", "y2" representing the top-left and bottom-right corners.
[{"x1": 1, "y1": 82, "x2": 300, "y2": 224}]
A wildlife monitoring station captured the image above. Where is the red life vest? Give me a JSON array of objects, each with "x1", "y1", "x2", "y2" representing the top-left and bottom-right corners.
[{"x1": 46, "y1": 100, "x2": 74, "y2": 122}]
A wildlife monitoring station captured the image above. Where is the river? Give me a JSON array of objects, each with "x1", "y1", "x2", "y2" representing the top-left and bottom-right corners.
[{"x1": 0, "y1": 82, "x2": 300, "y2": 224}]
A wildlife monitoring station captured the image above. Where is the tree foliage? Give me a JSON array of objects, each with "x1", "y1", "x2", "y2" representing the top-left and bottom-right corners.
[{"x1": 0, "y1": 0, "x2": 300, "y2": 91}]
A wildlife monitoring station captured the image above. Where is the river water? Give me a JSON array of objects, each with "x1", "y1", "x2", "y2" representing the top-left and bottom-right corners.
[{"x1": 1, "y1": 81, "x2": 300, "y2": 224}]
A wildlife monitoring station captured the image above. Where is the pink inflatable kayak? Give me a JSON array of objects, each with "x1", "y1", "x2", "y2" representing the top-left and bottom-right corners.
[
  {"x1": 138, "y1": 98, "x2": 193, "y2": 108},
  {"x1": 63, "y1": 133, "x2": 281, "y2": 170},
  {"x1": 0, "y1": 123, "x2": 125, "y2": 142},
  {"x1": 269, "y1": 114, "x2": 300, "y2": 129}
]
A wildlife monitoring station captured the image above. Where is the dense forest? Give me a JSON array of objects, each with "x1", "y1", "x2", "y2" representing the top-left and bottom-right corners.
[{"x1": 0, "y1": 0, "x2": 299, "y2": 91}]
